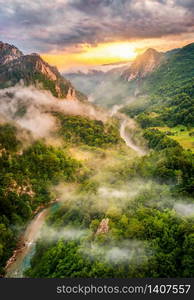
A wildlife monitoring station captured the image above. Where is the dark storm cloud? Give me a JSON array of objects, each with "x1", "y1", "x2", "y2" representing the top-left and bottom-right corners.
[
  {"x1": 70, "y1": 0, "x2": 131, "y2": 15},
  {"x1": 0, "y1": 0, "x2": 194, "y2": 52},
  {"x1": 176, "y1": 0, "x2": 194, "y2": 11}
]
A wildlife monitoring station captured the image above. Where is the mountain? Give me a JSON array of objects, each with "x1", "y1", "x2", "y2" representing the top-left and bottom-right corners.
[
  {"x1": 64, "y1": 62, "x2": 134, "y2": 108},
  {"x1": 0, "y1": 41, "x2": 23, "y2": 65},
  {"x1": 0, "y1": 42, "x2": 193, "y2": 280},
  {"x1": 121, "y1": 48, "x2": 164, "y2": 82},
  {"x1": 64, "y1": 48, "x2": 165, "y2": 108},
  {"x1": 63, "y1": 43, "x2": 194, "y2": 110},
  {"x1": 142, "y1": 43, "x2": 194, "y2": 96},
  {"x1": 165, "y1": 48, "x2": 180, "y2": 58},
  {"x1": 121, "y1": 43, "x2": 194, "y2": 129},
  {"x1": 0, "y1": 41, "x2": 86, "y2": 100},
  {"x1": 120, "y1": 43, "x2": 194, "y2": 96}
]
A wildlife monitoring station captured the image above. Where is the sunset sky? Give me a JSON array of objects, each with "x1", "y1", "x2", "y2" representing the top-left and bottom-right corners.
[{"x1": 0, "y1": 0, "x2": 194, "y2": 71}]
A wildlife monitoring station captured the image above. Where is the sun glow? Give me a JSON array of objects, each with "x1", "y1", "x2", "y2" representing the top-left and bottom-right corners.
[
  {"x1": 42, "y1": 42, "x2": 137, "y2": 71},
  {"x1": 80, "y1": 42, "x2": 137, "y2": 62},
  {"x1": 41, "y1": 36, "x2": 194, "y2": 71},
  {"x1": 100, "y1": 43, "x2": 137, "y2": 60}
]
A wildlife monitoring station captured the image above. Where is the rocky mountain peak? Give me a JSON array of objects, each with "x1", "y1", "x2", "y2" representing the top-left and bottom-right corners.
[
  {"x1": 0, "y1": 41, "x2": 23, "y2": 65},
  {"x1": 0, "y1": 41, "x2": 87, "y2": 101},
  {"x1": 122, "y1": 48, "x2": 164, "y2": 81},
  {"x1": 143, "y1": 48, "x2": 159, "y2": 55},
  {"x1": 30, "y1": 53, "x2": 40, "y2": 57}
]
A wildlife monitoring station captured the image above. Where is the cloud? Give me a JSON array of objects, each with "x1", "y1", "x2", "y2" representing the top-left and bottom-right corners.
[
  {"x1": 176, "y1": 0, "x2": 194, "y2": 11},
  {"x1": 174, "y1": 202, "x2": 194, "y2": 217},
  {"x1": 0, "y1": 0, "x2": 194, "y2": 53},
  {"x1": 52, "y1": 180, "x2": 173, "y2": 217},
  {"x1": 80, "y1": 240, "x2": 150, "y2": 265},
  {"x1": 40, "y1": 225, "x2": 88, "y2": 242},
  {"x1": 0, "y1": 84, "x2": 107, "y2": 140}
]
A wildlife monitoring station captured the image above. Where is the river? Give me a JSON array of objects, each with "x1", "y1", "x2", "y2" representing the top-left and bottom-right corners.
[
  {"x1": 111, "y1": 104, "x2": 147, "y2": 156},
  {"x1": 120, "y1": 119, "x2": 147, "y2": 156},
  {"x1": 5, "y1": 111, "x2": 146, "y2": 278},
  {"x1": 5, "y1": 208, "x2": 49, "y2": 277}
]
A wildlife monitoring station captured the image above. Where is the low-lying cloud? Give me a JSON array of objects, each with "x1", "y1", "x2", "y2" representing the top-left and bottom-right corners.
[
  {"x1": 174, "y1": 202, "x2": 194, "y2": 217},
  {"x1": 65, "y1": 70, "x2": 136, "y2": 108},
  {"x1": 0, "y1": 84, "x2": 107, "y2": 141},
  {"x1": 40, "y1": 225, "x2": 88, "y2": 243},
  {"x1": 52, "y1": 180, "x2": 175, "y2": 216},
  {"x1": 80, "y1": 240, "x2": 150, "y2": 265}
]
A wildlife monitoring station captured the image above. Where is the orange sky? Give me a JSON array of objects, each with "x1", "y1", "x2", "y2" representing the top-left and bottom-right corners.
[
  {"x1": 2, "y1": 0, "x2": 194, "y2": 71},
  {"x1": 41, "y1": 34, "x2": 194, "y2": 71}
]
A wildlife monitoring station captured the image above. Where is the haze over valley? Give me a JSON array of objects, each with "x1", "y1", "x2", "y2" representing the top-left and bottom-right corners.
[{"x1": 0, "y1": 0, "x2": 194, "y2": 279}]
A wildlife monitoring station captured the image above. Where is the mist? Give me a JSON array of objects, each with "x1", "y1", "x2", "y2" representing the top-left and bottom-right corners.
[
  {"x1": 65, "y1": 71, "x2": 136, "y2": 108},
  {"x1": 0, "y1": 84, "x2": 108, "y2": 141},
  {"x1": 40, "y1": 225, "x2": 88, "y2": 243},
  {"x1": 51, "y1": 179, "x2": 176, "y2": 217},
  {"x1": 174, "y1": 202, "x2": 194, "y2": 217},
  {"x1": 80, "y1": 240, "x2": 150, "y2": 265},
  {"x1": 90, "y1": 78, "x2": 135, "y2": 108}
]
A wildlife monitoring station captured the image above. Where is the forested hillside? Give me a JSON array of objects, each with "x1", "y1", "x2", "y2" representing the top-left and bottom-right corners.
[
  {"x1": 122, "y1": 43, "x2": 194, "y2": 152},
  {"x1": 0, "y1": 124, "x2": 81, "y2": 274},
  {"x1": 0, "y1": 42, "x2": 194, "y2": 279},
  {"x1": 24, "y1": 43, "x2": 194, "y2": 278},
  {"x1": 143, "y1": 43, "x2": 194, "y2": 97},
  {"x1": 26, "y1": 126, "x2": 194, "y2": 277}
]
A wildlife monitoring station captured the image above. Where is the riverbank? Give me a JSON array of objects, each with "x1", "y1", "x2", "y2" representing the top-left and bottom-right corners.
[
  {"x1": 4, "y1": 115, "x2": 146, "y2": 278},
  {"x1": 5, "y1": 208, "x2": 49, "y2": 278}
]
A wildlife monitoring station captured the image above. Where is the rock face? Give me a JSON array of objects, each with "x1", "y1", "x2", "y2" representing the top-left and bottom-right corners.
[
  {"x1": 0, "y1": 41, "x2": 86, "y2": 100},
  {"x1": 66, "y1": 87, "x2": 76, "y2": 100},
  {"x1": 0, "y1": 41, "x2": 23, "y2": 65},
  {"x1": 96, "y1": 218, "x2": 109, "y2": 235},
  {"x1": 122, "y1": 48, "x2": 164, "y2": 82}
]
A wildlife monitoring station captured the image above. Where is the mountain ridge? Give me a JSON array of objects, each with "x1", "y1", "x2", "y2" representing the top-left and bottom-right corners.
[
  {"x1": 0, "y1": 41, "x2": 86, "y2": 101},
  {"x1": 121, "y1": 48, "x2": 164, "y2": 82},
  {"x1": 49, "y1": 42, "x2": 194, "y2": 109},
  {"x1": 141, "y1": 42, "x2": 194, "y2": 96},
  {"x1": 0, "y1": 41, "x2": 23, "y2": 65}
]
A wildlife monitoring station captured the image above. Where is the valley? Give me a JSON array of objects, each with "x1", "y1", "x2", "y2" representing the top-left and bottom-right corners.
[
  {"x1": 5, "y1": 114, "x2": 143, "y2": 278},
  {"x1": 0, "y1": 41, "x2": 194, "y2": 278}
]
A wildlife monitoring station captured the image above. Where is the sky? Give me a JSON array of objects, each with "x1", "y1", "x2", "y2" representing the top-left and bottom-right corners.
[{"x1": 0, "y1": 0, "x2": 194, "y2": 71}]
